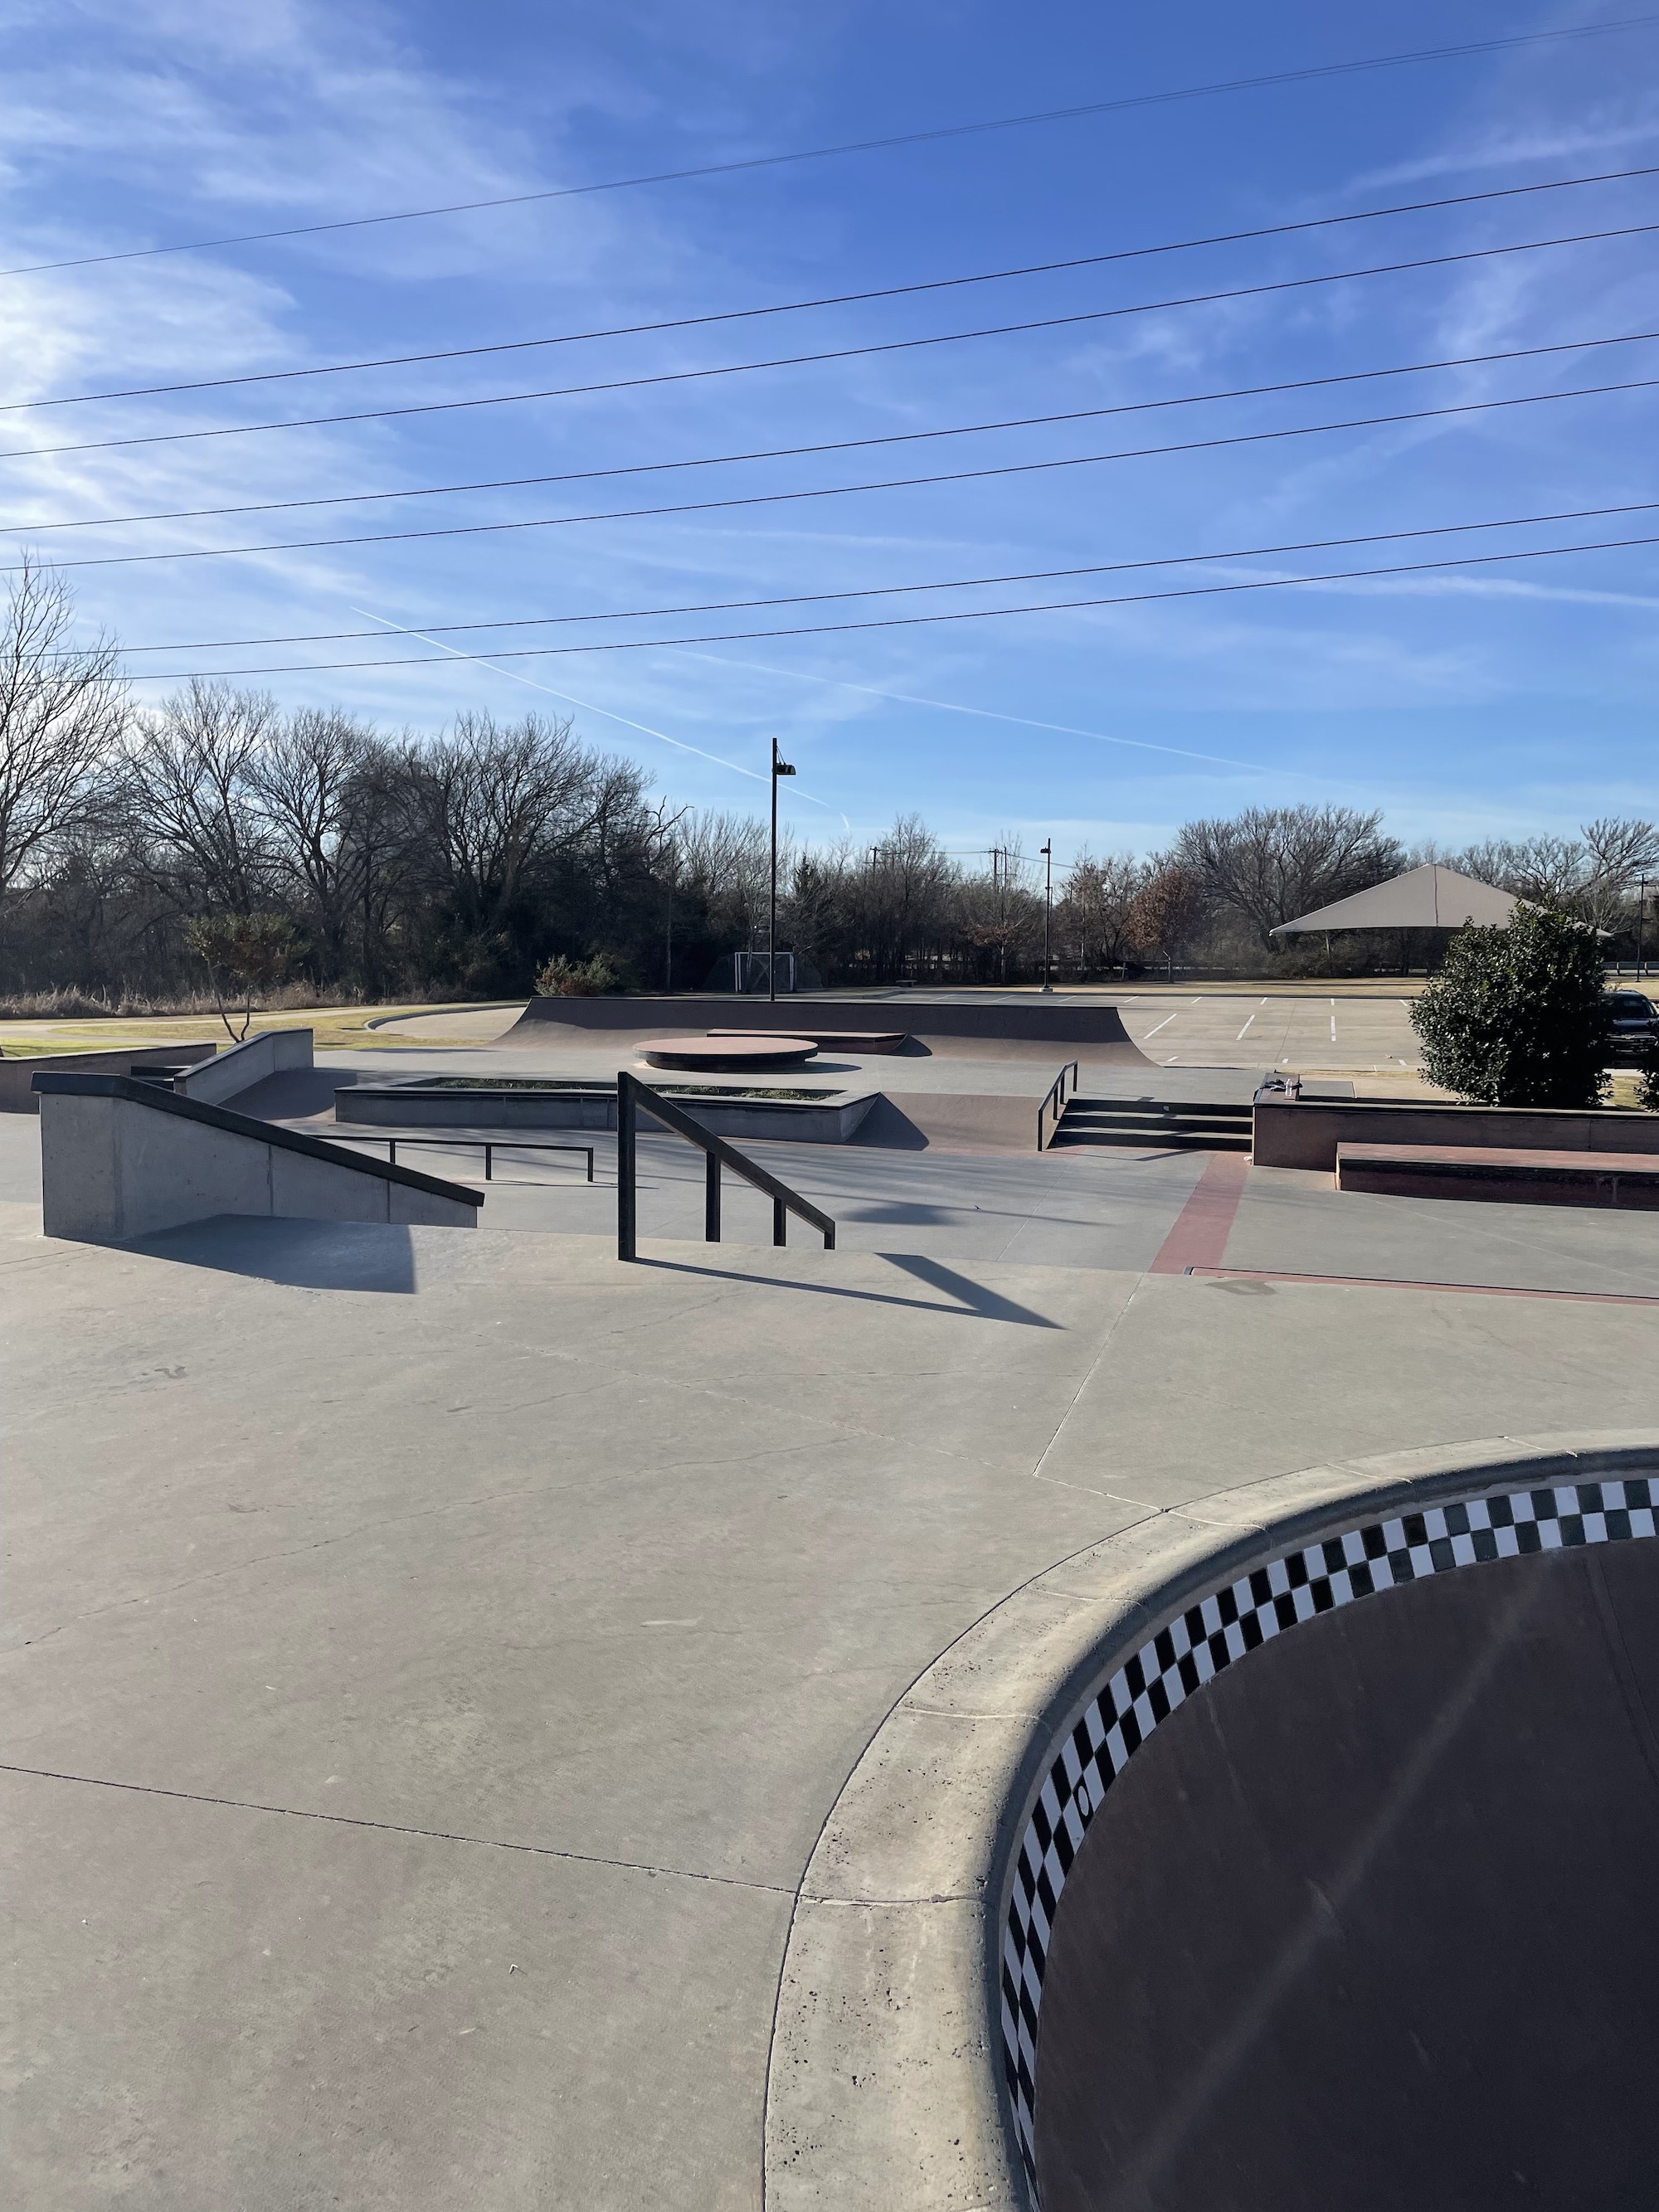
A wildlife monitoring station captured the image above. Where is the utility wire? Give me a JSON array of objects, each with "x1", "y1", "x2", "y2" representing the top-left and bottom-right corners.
[
  {"x1": 124, "y1": 532, "x2": 1659, "y2": 681},
  {"x1": 9, "y1": 162, "x2": 1657, "y2": 413},
  {"x1": 9, "y1": 328, "x2": 1657, "y2": 537},
  {"x1": 100, "y1": 498, "x2": 1659, "y2": 657},
  {"x1": 5, "y1": 15, "x2": 1656, "y2": 281},
  {"x1": 8, "y1": 373, "x2": 1656, "y2": 574},
  {"x1": 5, "y1": 218, "x2": 1657, "y2": 464}
]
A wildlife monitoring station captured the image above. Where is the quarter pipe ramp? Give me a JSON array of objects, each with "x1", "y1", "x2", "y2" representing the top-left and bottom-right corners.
[{"x1": 508, "y1": 994, "x2": 1155, "y2": 1062}]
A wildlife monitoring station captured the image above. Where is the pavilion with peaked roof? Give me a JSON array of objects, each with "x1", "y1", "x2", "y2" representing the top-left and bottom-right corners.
[{"x1": 1271, "y1": 862, "x2": 1518, "y2": 937}]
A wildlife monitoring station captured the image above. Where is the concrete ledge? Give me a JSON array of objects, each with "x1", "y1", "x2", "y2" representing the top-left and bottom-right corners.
[
  {"x1": 175, "y1": 1025, "x2": 312, "y2": 1105},
  {"x1": 0, "y1": 1040, "x2": 216, "y2": 1113},
  {"x1": 336, "y1": 1082, "x2": 879, "y2": 1145},
  {"x1": 1255, "y1": 1096, "x2": 1659, "y2": 1171},
  {"x1": 1337, "y1": 1140, "x2": 1659, "y2": 1208},
  {"x1": 762, "y1": 1431, "x2": 1659, "y2": 2211},
  {"x1": 33, "y1": 1072, "x2": 483, "y2": 1242}
]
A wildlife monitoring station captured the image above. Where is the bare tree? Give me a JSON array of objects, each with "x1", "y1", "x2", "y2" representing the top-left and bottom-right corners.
[
  {"x1": 404, "y1": 711, "x2": 647, "y2": 941},
  {"x1": 0, "y1": 557, "x2": 127, "y2": 894},
  {"x1": 1128, "y1": 861, "x2": 1207, "y2": 981},
  {"x1": 250, "y1": 707, "x2": 378, "y2": 977},
  {"x1": 1061, "y1": 850, "x2": 1148, "y2": 976},
  {"x1": 123, "y1": 679, "x2": 279, "y2": 913},
  {"x1": 1175, "y1": 805, "x2": 1402, "y2": 946}
]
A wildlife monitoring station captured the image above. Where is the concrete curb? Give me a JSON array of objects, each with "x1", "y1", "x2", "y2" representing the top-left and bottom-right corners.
[{"x1": 761, "y1": 1428, "x2": 1659, "y2": 2211}]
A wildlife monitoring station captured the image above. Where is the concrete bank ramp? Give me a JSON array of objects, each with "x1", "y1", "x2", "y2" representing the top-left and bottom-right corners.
[
  {"x1": 507, "y1": 992, "x2": 1155, "y2": 1062},
  {"x1": 33, "y1": 1071, "x2": 481, "y2": 1241},
  {"x1": 1026, "y1": 1500, "x2": 1659, "y2": 2211}
]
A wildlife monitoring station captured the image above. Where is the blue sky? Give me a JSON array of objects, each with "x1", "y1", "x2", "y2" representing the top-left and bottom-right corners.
[{"x1": 1, "y1": 0, "x2": 1656, "y2": 866}]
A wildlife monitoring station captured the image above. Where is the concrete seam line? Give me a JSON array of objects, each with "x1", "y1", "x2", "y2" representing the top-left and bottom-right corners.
[
  {"x1": 0, "y1": 1763, "x2": 795, "y2": 1894},
  {"x1": 761, "y1": 1431, "x2": 1659, "y2": 2212},
  {"x1": 998, "y1": 1437, "x2": 1659, "y2": 2205}
]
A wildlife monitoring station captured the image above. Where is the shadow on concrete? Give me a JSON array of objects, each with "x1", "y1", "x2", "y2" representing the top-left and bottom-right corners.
[
  {"x1": 222, "y1": 1067, "x2": 353, "y2": 1120},
  {"x1": 126, "y1": 1216, "x2": 418, "y2": 1292},
  {"x1": 636, "y1": 1251, "x2": 1060, "y2": 1326},
  {"x1": 877, "y1": 1251, "x2": 1063, "y2": 1326},
  {"x1": 848, "y1": 1096, "x2": 928, "y2": 1150}
]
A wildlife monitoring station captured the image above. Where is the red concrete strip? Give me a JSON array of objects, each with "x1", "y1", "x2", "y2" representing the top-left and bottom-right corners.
[
  {"x1": 1186, "y1": 1266, "x2": 1659, "y2": 1307},
  {"x1": 1149, "y1": 1152, "x2": 1250, "y2": 1275}
]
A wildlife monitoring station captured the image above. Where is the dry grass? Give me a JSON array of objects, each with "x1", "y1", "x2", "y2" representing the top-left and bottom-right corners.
[
  {"x1": 0, "y1": 981, "x2": 364, "y2": 1022},
  {"x1": 0, "y1": 1002, "x2": 494, "y2": 1056}
]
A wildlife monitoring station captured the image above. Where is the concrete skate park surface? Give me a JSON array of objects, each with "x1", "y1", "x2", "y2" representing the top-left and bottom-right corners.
[
  {"x1": 303, "y1": 1020, "x2": 1278, "y2": 1163},
  {"x1": 7, "y1": 1052, "x2": 1659, "y2": 2207},
  {"x1": 387, "y1": 988, "x2": 1427, "y2": 1077}
]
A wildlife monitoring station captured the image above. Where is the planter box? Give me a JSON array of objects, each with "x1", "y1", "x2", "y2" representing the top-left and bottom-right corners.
[{"x1": 336, "y1": 1082, "x2": 879, "y2": 1145}]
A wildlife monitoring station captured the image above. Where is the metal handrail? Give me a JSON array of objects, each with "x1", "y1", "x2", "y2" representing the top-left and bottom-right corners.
[
  {"x1": 1037, "y1": 1059, "x2": 1082, "y2": 1151},
  {"x1": 338, "y1": 1135, "x2": 595, "y2": 1182},
  {"x1": 616, "y1": 1068, "x2": 835, "y2": 1262}
]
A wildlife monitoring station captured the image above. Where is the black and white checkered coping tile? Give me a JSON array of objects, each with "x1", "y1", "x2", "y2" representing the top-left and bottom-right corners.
[{"x1": 1000, "y1": 1475, "x2": 1659, "y2": 2196}]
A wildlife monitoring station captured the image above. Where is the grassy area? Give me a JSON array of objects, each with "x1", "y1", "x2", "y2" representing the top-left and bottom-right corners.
[{"x1": 0, "y1": 1004, "x2": 504, "y2": 1056}]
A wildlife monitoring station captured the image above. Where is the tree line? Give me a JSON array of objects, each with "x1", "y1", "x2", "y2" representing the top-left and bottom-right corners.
[{"x1": 2, "y1": 559, "x2": 1656, "y2": 1005}]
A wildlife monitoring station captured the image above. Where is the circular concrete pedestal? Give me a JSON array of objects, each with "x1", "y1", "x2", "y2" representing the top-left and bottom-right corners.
[{"x1": 638, "y1": 1034, "x2": 819, "y2": 1071}]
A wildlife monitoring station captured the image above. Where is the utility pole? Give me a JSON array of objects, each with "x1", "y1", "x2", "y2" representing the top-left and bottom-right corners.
[
  {"x1": 769, "y1": 737, "x2": 795, "y2": 1004},
  {"x1": 1040, "y1": 841, "x2": 1053, "y2": 993},
  {"x1": 990, "y1": 847, "x2": 1010, "y2": 984},
  {"x1": 1639, "y1": 875, "x2": 1650, "y2": 980}
]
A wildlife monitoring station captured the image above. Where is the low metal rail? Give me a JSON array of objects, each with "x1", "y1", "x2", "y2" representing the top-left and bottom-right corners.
[
  {"x1": 1037, "y1": 1059, "x2": 1082, "y2": 1151},
  {"x1": 340, "y1": 1135, "x2": 595, "y2": 1182},
  {"x1": 616, "y1": 1068, "x2": 834, "y2": 1262}
]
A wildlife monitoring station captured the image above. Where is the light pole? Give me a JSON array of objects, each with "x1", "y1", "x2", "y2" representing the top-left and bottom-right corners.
[
  {"x1": 769, "y1": 737, "x2": 795, "y2": 1003},
  {"x1": 1040, "y1": 840, "x2": 1053, "y2": 994}
]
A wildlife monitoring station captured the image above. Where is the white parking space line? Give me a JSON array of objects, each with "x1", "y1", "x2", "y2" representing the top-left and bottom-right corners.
[
  {"x1": 1143, "y1": 1012, "x2": 1179, "y2": 1037},
  {"x1": 1236, "y1": 1014, "x2": 1256, "y2": 1038},
  {"x1": 1331, "y1": 1016, "x2": 1337, "y2": 1042}
]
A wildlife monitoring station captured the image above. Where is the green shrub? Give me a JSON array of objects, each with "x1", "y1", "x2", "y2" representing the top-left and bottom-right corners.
[
  {"x1": 534, "y1": 952, "x2": 623, "y2": 998},
  {"x1": 1409, "y1": 902, "x2": 1612, "y2": 1108}
]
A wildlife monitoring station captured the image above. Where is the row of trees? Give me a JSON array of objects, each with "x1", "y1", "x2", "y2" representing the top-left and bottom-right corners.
[{"x1": 2, "y1": 560, "x2": 1657, "y2": 1003}]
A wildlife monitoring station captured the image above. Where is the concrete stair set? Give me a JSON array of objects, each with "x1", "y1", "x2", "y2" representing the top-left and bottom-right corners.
[{"x1": 1048, "y1": 1096, "x2": 1254, "y2": 1153}]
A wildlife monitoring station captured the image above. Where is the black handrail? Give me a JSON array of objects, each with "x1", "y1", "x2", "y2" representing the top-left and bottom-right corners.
[
  {"x1": 616, "y1": 1068, "x2": 835, "y2": 1262},
  {"x1": 338, "y1": 1135, "x2": 595, "y2": 1182},
  {"x1": 1037, "y1": 1059, "x2": 1082, "y2": 1151}
]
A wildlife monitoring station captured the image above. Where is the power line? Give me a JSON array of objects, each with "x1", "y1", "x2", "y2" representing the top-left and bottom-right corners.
[
  {"x1": 122, "y1": 531, "x2": 1659, "y2": 682},
  {"x1": 14, "y1": 328, "x2": 1657, "y2": 537},
  {"x1": 5, "y1": 15, "x2": 1655, "y2": 282},
  {"x1": 99, "y1": 498, "x2": 1659, "y2": 658},
  {"x1": 9, "y1": 373, "x2": 1657, "y2": 575},
  {"x1": 11, "y1": 162, "x2": 1657, "y2": 415},
  {"x1": 6, "y1": 218, "x2": 1657, "y2": 465}
]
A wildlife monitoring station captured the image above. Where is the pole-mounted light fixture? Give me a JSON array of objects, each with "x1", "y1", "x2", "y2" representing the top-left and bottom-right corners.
[
  {"x1": 769, "y1": 739, "x2": 795, "y2": 1004},
  {"x1": 1040, "y1": 840, "x2": 1053, "y2": 994}
]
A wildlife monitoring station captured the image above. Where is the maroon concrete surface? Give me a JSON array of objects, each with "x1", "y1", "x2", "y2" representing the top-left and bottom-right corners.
[
  {"x1": 1255, "y1": 1096, "x2": 1659, "y2": 1171},
  {"x1": 637, "y1": 1034, "x2": 818, "y2": 1070},
  {"x1": 1337, "y1": 1140, "x2": 1659, "y2": 1208},
  {"x1": 848, "y1": 1092, "x2": 1047, "y2": 1154},
  {"x1": 1033, "y1": 1540, "x2": 1659, "y2": 2212}
]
